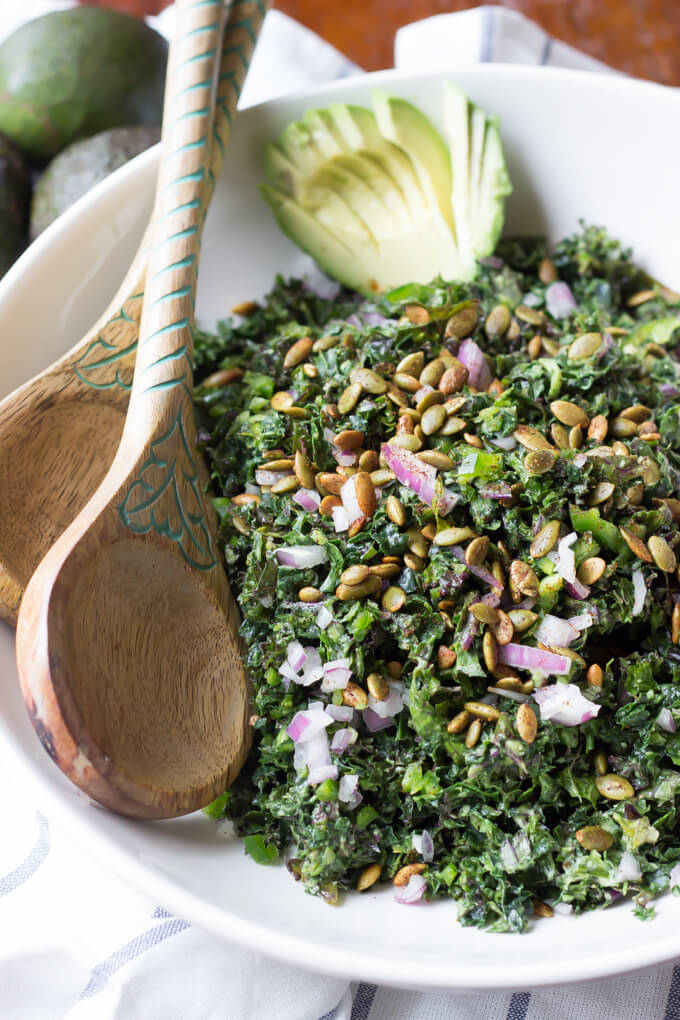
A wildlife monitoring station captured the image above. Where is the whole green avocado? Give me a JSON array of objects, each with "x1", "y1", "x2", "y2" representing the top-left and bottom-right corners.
[
  {"x1": 0, "y1": 133, "x2": 31, "y2": 276},
  {"x1": 0, "y1": 8, "x2": 168, "y2": 159},
  {"x1": 30, "y1": 125, "x2": 161, "y2": 240}
]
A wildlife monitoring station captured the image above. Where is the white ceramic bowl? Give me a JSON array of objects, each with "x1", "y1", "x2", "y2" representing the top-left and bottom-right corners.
[{"x1": 2, "y1": 67, "x2": 680, "y2": 992}]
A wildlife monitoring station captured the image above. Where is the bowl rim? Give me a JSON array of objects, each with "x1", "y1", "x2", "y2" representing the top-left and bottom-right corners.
[{"x1": 3, "y1": 63, "x2": 680, "y2": 992}]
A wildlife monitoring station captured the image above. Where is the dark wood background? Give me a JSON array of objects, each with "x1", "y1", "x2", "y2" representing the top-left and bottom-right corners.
[{"x1": 83, "y1": 1, "x2": 680, "y2": 87}]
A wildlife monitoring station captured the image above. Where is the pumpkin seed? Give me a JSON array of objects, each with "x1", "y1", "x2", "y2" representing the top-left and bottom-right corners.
[
  {"x1": 445, "y1": 303, "x2": 479, "y2": 339},
  {"x1": 438, "y1": 362, "x2": 469, "y2": 394},
  {"x1": 298, "y1": 586, "x2": 323, "y2": 603},
  {"x1": 596, "y1": 774, "x2": 635, "y2": 800},
  {"x1": 318, "y1": 472, "x2": 344, "y2": 495},
  {"x1": 447, "y1": 710, "x2": 470, "y2": 734},
  {"x1": 439, "y1": 416, "x2": 467, "y2": 436},
  {"x1": 620, "y1": 403, "x2": 652, "y2": 423},
  {"x1": 419, "y1": 358, "x2": 445, "y2": 388},
  {"x1": 233, "y1": 517, "x2": 250, "y2": 536},
  {"x1": 334, "y1": 429, "x2": 364, "y2": 450},
  {"x1": 320, "y1": 494, "x2": 341, "y2": 516},
  {"x1": 464, "y1": 433, "x2": 483, "y2": 449},
  {"x1": 405, "y1": 303, "x2": 430, "y2": 324},
  {"x1": 626, "y1": 482, "x2": 644, "y2": 506},
  {"x1": 516, "y1": 304, "x2": 545, "y2": 326},
  {"x1": 594, "y1": 749, "x2": 608, "y2": 775},
  {"x1": 525, "y1": 449, "x2": 557, "y2": 475},
  {"x1": 392, "y1": 372, "x2": 421, "y2": 393},
  {"x1": 673, "y1": 603, "x2": 680, "y2": 645},
  {"x1": 491, "y1": 610, "x2": 514, "y2": 646},
  {"x1": 386, "y1": 661, "x2": 403, "y2": 679},
  {"x1": 551, "y1": 423, "x2": 570, "y2": 450},
  {"x1": 485, "y1": 303, "x2": 511, "y2": 339},
  {"x1": 232, "y1": 493, "x2": 259, "y2": 507},
  {"x1": 508, "y1": 609, "x2": 538, "y2": 633},
  {"x1": 482, "y1": 630, "x2": 498, "y2": 672},
  {"x1": 421, "y1": 404, "x2": 446, "y2": 435},
  {"x1": 437, "y1": 645, "x2": 457, "y2": 669},
  {"x1": 367, "y1": 673, "x2": 390, "y2": 700},
  {"x1": 359, "y1": 450, "x2": 379, "y2": 472},
  {"x1": 404, "y1": 552, "x2": 425, "y2": 571},
  {"x1": 587, "y1": 481, "x2": 615, "y2": 507},
  {"x1": 283, "y1": 405, "x2": 310, "y2": 420},
  {"x1": 576, "y1": 826, "x2": 614, "y2": 851},
  {"x1": 386, "y1": 494, "x2": 406, "y2": 526},
  {"x1": 397, "y1": 351, "x2": 425, "y2": 376},
  {"x1": 350, "y1": 367, "x2": 388, "y2": 394},
  {"x1": 386, "y1": 385, "x2": 409, "y2": 408},
  {"x1": 569, "y1": 425, "x2": 583, "y2": 449},
  {"x1": 355, "y1": 472, "x2": 377, "y2": 517},
  {"x1": 530, "y1": 520, "x2": 561, "y2": 558},
  {"x1": 516, "y1": 702, "x2": 538, "y2": 743},
  {"x1": 619, "y1": 527, "x2": 653, "y2": 563},
  {"x1": 494, "y1": 675, "x2": 524, "y2": 691},
  {"x1": 348, "y1": 516, "x2": 367, "y2": 537},
  {"x1": 533, "y1": 901, "x2": 554, "y2": 919},
  {"x1": 418, "y1": 450, "x2": 455, "y2": 470},
  {"x1": 416, "y1": 390, "x2": 445, "y2": 414},
  {"x1": 382, "y1": 586, "x2": 406, "y2": 612},
  {"x1": 609, "y1": 417, "x2": 638, "y2": 439},
  {"x1": 569, "y1": 332, "x2": 602, "y2": 360},
  {"x1": 641, "y1": 457, "x2": 661, "y2": 485},
  {"x1": 202, "y1": 366, "x2": 244, "y2": 388},
  {"x1": 342, "y1": 682, "x2": 368, "y2": 709},
  {"x1": 312, "y1": 334, "x2": 339, "y2": 352},
  {"x1": 434, "y1": 526, "x2": 477, "y2": 546},
  {"x1": 259, "y1": 458, "x2": 294, "y2": 471},
  {"x1": 465, "y1": 718, "x2": 483, "y2": 748},
  {"x1": 271, "y1": 390, "x2": 294, "y2": 412},
  {"x1": 294, "y1": 450, "x2": 315, "y2": 489},
  {"x1": 392, "y1": 434, "x2": 422, "y2": 452},
  {"x1": 357, "y1": 863, "x2": 381, "y2": 891},
  {"x1": 627, "y1": 288, "x2": 657, "y2": 307},
  {"x1": 513, "y1": 425, "x2": 554, "y2": 452},
  {"x1": 648, "y1": 535, "x2": 677, "y2": 573},
  {"x1": 550, "y1": 399, "x2": 589, "y2": 429},
  {"x1": 612, "y1": 441, "x2": 630, "y2": 458},
  {"x1": 470, "y1": 602, "x2": 500, "y2": 625},
  {"x1": 527, "y1": 335, "x2": 542, "y2": 360},
  {"x1": 538, "y1": 257, "x2": 558, "y2": 284},
  {"x1": 506, "y1": 318, "x2": 521, "y2": 341},
  {"x1": 509, "y1": 560, "x2": 539, "y2": 600},
  {"x1": 336, "y1": 576, "x2": 381, "y2": 601},
  {"x1": 283, "y1": 336, "x2": 313, "y2": 369},
  {"x1": 466, "y1": 536, "x2": 490, "y2": 566},
  {"x1": 587, "y1": 414, "x2": 609, "y2": 442},
  {"x1": 465, "y1": 700, "x2": 500, "y2": 722},
  {"x1": 587, "y1": 663, "x2": 604, "y2": 687},
  {"x1": 369, "y1": 562, "x2": 401, "y2": 580},
  {"x1": 578, "y1": 557, "x2": 606, "y2": 585},
  {"x1": 393, "y1": 862, "x2": 426, "y2": 886},
  {"x1": 370, "y1": 469, "x2": 396, "y2": 487},
  {"x1": 341, "y1": 564, "x2": 370, "y2": 586},
  {"x1": 271, "y1": 475, "x2": 298, "y2": 494},
  {"x1": 302, "y1": 363, "x2": 318, "y2": 379}
]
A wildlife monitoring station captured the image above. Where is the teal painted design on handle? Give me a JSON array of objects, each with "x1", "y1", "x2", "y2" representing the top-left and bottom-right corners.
[
  {"x1": 118, "y1": 408, "x2": 217, "y2": 571},
  {"x1": 74, "y1": 295, "x2": 144, "y2": 391}
]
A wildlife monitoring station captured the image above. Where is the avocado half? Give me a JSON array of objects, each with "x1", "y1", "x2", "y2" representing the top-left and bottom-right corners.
[{"x1": 261, "y1": 84, "x2": 512, "y2": 297}]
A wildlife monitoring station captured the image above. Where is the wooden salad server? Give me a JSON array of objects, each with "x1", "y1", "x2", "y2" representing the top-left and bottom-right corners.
[
  {"x1": 15, "y1": 0, "x2": 269, "y2": 819},
  {"x1": 0, "y1": 0, "x2": 268, "y2": 626}
]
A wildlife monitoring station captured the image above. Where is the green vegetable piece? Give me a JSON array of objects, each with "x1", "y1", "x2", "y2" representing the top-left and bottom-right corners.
[
  {"x1": 569, "y1": 505, "x2": 628, "y2": 556},
  {"x1": 537, "y1": 573, "x2": 563, "y2": 611},
  {"x1": 356, "y1": 805, "x2": 378, "y2": 829},
  {"x1": 315, "y1": 779, "x2": 339, "y2": 802},
  {"x1": 243, "y1": 834, "x2": 279, "y2": 865},
  {"x1": 627, "y1": 317, "x2": 680, "y2": 347}
]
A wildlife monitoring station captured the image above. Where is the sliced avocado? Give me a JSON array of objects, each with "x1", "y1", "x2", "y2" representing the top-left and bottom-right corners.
[
  {"x1": 30, "y1": 125, "x2": 160, "y2": 240},
  {"x1": 261, "y1": 86, "x2": 513, "y2": 296},
  {"x1": 372, "y1": 93, "x2": 456, "y2": 239}
]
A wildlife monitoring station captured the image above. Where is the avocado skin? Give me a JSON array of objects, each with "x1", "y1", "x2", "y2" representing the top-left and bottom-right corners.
[
  {"x1": 30, "y1": 125, "x2": 161, "y2": 240},
  {"x1": 0, "y1": 133, "x2": 31, "y2": 277},
  {"x1": 0, "y1": 8, "x2": 168, "y2": 159}
]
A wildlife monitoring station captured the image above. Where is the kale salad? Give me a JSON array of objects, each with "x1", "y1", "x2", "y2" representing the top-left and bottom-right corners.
[{"x1": 193, "y1": 226, "x2": 680, "y2": 932}]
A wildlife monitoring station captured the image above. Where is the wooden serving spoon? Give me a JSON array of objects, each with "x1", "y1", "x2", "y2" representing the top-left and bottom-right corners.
[
  {"x1": 15, "y1": 0, "x2": 268, "y2": 819},
  {"x1": 0, "y1": 0, "x2": 268, "y2": 626}
]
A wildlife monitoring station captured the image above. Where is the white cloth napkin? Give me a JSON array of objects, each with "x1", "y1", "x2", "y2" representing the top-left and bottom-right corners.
[{"x1": 2, "y1": 5, "x2": 679, "y2": 1020}]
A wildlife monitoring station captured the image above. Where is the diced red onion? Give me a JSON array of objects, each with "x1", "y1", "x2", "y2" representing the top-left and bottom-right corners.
[
  {"x1": 286, "y1": 708, "x2": 332, "y2": 743},
  {"x1": 287, "y1": 640, "x2": 307, "y2": 672},
  {"x1": 414, "y1": 830, "x2": 434, "y2": 862},
  {"x1": 557, "y1": 532, "x2": 577, "y2": 584},
  {"x1": 293, "y1": 488, "x2": 321, "y2": 512},
  {"x1": 361, "y1": 310, "x2": 390, "y2": 328},
  {"x1": 245, "y1": 483, "x2": 260, "y2": 495},
  {"x1": 331, "y1": 727, "x2": 358, "y2": 754},
  {"x1": 380, "y1": 444, "x2": 459, "y2": 515},
  {"x1": 535, "y1": 614, "x2": 579, "y2": 649},
  {"x1": 364, "y1": 707, "x2": 395, "y2": 732},
  {"x1": 573, "y1": 454, "x2": 587, "y2": 469},
  {"x1": 340, "y1": 476, "x2": 365, "y2": 525},
  {"x1": 281, "y1": 644, "x2": 324, "y2": 687},
  {"x1": 487, "y1": 685, "x2": 530, "y2": 704},
  {"x1": 394, "y1": 873, "x2": 427, "y2": 904},
  {"x1": 489, "y1": 436, "x2": 517, "y2": 452},
  {"x1": 458, "y1": 338, "x2": 492, "y2": 390},
  {"x1": 670, "y1": 863, "x2": 680, "y2": 889},
  {"x1": 460, "y1": 612, "x2": 478, "y2": 651},
  {"x1": 345, "y1": 314, "x2": 361, "y2": 327},
  {"x1": 660, "y1": 383, "x2": 680, "y2": 400},
  {"x1": 595, "y1": 333, "x2": 613, "y2": 360},
  {"x1": 325, "y1": 704, "x2": 354, "y2": 722},
  {"x1": 321, "y1": 668, "x2": 352, "y2": 692},
  {"x1": 498, "y1": 643, "x2": 571, "y2": 676},
  {"x1": 449, "y1": 546, "x2": 501, "y2": 590},
  {"x1": 316, "y1": 605, "x2": 333, "y2": 630},
  {"x1": 307, "y1": 764, "x2": 339, "y2": 785},
  {"x1": 332, "y1": 505, "x2": 350, "y2": 532},
  {"x1": 553, "y1": 902, "x2": 573, "y2": 916},
  {"x1": 256, "y1": 468, "x2": 291, "y2": 486},
  {"x1": 325, "y1": 657, "x2": 350, "y2": 671},
  {"x1": 303, "y1": 266, "x2": 341, "y2": 300},
  {"x1": 533, "y1": 682, "x2": 601, "y2": 725},
  {"x1": 657, "y1": 708, "x2": 676, "y2": 733},
  {"x1": 480, "y1": 255, "x2": 503, "y2": 269},
  {"x1": 545, "y1": 281, "x2": 577, "y2": 319},
  {"x1": 632, "y1": 568, "x2": 646, "y2": 616},
  {"x1": 515, "y1": 597, "x2": 537, "y2": 611},
  {"x1": 479, "y1": 481, "x2": 514, "y2": 498},
  {"x1": 338, "y1": 774, "x2": 359, "y2": 801},
  {"x1": 567, "y1": 612, "x2": 594, "y2": 632},
  {"x1": 368, "y1": 681, "x2": 405, "y2": 719},
  {"x1": 277, "y1": 545, "x2": 329, "y2": 569},
  {"x1": 565, "y1": 579, "x2": 590, "y2": 601},
  {"x1": 332, "y1": 448, "x2": 357, "y2": 467},
  {"x1": 613, "y1": 851, "x2": 641, "y2": 883}
]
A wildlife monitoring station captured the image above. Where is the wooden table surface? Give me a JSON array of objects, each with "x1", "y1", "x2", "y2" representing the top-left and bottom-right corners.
[{"x1": 86, "y1": 0, "x2": 680, "y2": 87}]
